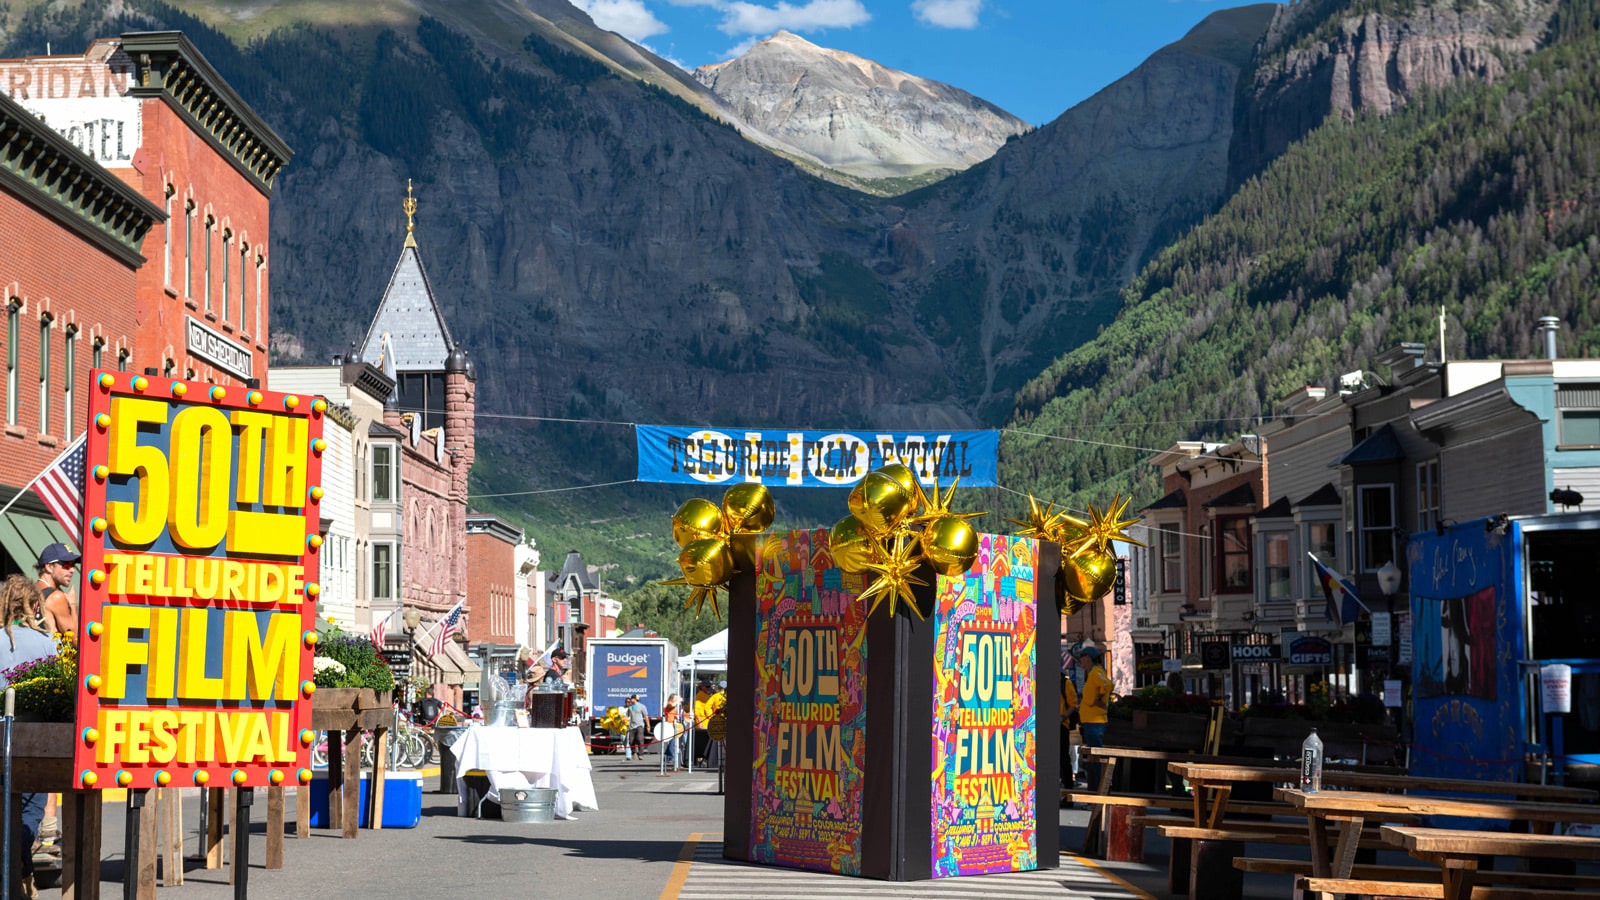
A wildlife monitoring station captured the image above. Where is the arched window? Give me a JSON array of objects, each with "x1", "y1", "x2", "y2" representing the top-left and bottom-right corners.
[
  {"x1": 163, "y1": 184, "x2": 175, "y2": 288},
  {"x1": 221, "y1": 228, "x2": 232, "y2": 321},
  {"x1": 63, "y1": 326, "x2": 77, "y2": 439},
  {"x1": 184, "y1": 200, "x2": 195, "y2": 299},
  {"x1": 203, "y1": 215, "x2": 215, "y2": 311},
  {"x1": 37, "y1": 313, "x2": 51, "y2": 434},
  {"x1": 5, "y1": 299, "x2": 19, "y2": 426}
]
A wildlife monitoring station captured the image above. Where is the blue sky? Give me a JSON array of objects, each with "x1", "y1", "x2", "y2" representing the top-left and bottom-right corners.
[{"x1": 568, "y1": 1, "x2": 1257, "y2": 126}]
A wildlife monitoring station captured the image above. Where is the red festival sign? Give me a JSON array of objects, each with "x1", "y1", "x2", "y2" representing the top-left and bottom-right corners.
[{"x1": 72, "y1": 371, "x2": 325, "y2": 790}]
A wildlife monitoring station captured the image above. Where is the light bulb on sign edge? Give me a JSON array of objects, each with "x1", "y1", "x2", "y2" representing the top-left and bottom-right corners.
[
  {"x1": 194, "y1": 771, "x2": 210, "y2": 786},
  {"x1": 248, "y1": 391, "x2": 263, "y2": 406},
  {"x1": 284, "y1": 395, "x2": 300, "y2": 409},
  {"x1": 156, "y1": 771, "x2": 172, "y2": 786},
  {"x1": 81, "y1": 771, "x2": 97, "y2": 787},
  {"x1": 172, "y1": 383, "x2": 187, "y2": 397},
  {"x1": 132, "y1": 376, "x2": 148, "y2": 391},
  {"x1": 209, "y1": 386, "x2": 226, "y2": 402},
  {"x1": 97, "y1": 374, "x2": 114, "y2": 389}
]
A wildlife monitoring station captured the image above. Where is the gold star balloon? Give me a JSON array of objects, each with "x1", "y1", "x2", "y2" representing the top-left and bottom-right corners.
[
  {"x1": 1069, "y1": 494, "x2": 1146, "y2": 558},
  {"x1": 833, "y1": 464, "x2": 987, "y2": 620},
  {"x1": 857, "y1": 531, "x2": 928, "y2": 619}
]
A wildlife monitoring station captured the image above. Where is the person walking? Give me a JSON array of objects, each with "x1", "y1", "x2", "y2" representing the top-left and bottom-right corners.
[
  {"x1": 0, "y1": 575, "x2": 56, "y2": 898},
  {"x1": 1077, "y1": 645, "x2": 1112, "y2": 790},
  {"x1": 662, "y1": 693, "x2": 683, "y2": 769},
  {"x1": 624, "y1": 694, "x2": 650, "y2": 761}
]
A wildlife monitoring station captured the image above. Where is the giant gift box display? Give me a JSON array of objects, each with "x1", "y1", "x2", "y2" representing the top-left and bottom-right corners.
[{"x1": 721, "y1": 529, "x2": 1061, "y2": 881}]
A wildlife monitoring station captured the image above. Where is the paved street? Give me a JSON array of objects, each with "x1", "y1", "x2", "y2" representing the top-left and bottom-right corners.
[{"x1": 27, "y1": 754, "x2": 1169, "y2": 900}]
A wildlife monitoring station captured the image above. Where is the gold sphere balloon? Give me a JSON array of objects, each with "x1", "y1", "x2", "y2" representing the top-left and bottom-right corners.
[
  {"x1": 678, "y1": 538, "x2": 734, "y2": 587},
  {"x1": 672, "y1": 498, "x2": 725, "y2": 547},
  {"x1": 847, "y1": 471, "x2": 913, "y2": 537},
  {"x1": 722, "y1": 483, "x2": 775, "y2": 533},
  {"x1": 1059, "y1": 548, "x2": 1117, "y2": 614},
  {"x1": 922, "y1": 515, "x2": 979, "y2": 576},
  {"x1": 829, "y1": 515, "x2": 877, "y2": 574},
  {"x1": 876, "y1": 464, "x2": 923, "y2": 508}
]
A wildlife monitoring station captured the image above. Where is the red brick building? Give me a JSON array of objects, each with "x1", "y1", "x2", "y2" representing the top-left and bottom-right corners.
[
  {"x1": 0, "y1": 87, "x2": 161, "y2": 573},
  {"x1": 466, "y1": 513, "x2": 524, "y2": 673},
  {"x1": 1, "y1": 33, "x2": 291, "y2": 387}
]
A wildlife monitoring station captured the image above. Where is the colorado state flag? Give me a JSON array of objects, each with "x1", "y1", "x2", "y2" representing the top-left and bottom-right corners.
[{"x1": 1309, "y1": 553, "x2": 1368, "y2": 626}]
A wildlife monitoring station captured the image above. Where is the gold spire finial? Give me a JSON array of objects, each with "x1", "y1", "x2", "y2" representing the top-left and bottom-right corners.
[{"x1": 403, "y1": 179, "x2": 418, "y2": 248}]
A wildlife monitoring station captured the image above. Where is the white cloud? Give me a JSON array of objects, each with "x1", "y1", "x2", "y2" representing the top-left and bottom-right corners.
[
  {"x1": 668, "y1": 0, "x2": 869, "y2": 36},
  {"x1": 572, "y1": 0, "x2": 671, "y2": 41},
  {"x1": 911, "y1": 0, "x2": 983, "y2": 29}
]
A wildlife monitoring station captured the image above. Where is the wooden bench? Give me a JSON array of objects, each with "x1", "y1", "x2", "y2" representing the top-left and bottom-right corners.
[
  {"x1": 1241, "y1": 857, "x2": 1600, "y2": 891},
  {"x1": 1152, "y1": 820, "x2": 1398, "y2": 900},
  {"x1": 1295, "y1": 875, "x2": 1599, "y2": 899}
]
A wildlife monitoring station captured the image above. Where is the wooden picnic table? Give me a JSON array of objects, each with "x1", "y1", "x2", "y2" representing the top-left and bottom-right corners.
[
  {"x1": 1169, "y1": 762, "x2": 1597, "y2": 829},
  {"x1": 1380, "y1": 825, "x2": 1600, "y2": 900},
  {"x1": 1277, "y1": 788, "x2": 1600, "y2": 884}
]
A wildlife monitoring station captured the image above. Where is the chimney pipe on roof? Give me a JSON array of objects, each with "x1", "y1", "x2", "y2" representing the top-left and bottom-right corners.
[{"x1": 1536, "y1": 316, "x2": 1561, "y2": 360}]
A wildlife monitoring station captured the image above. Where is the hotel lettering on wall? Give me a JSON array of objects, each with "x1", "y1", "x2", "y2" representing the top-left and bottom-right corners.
[
  {"x1": 0, "y1": 56, "x2": 141, "y2": 166},
  {"x1": 73, "y1": 372, "x2": 326, "y2": 790},
  {"x1": 186, "y1": 317, "x2": 254, "y2": 380}
]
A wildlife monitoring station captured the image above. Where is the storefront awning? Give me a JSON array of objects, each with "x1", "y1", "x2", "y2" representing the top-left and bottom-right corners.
[
  {"x1": 415, "y1": 639, "x2": 481, "y2": 686},
  {"x1": 0, "y1": 510, "x2": 74, "y2": 574}
]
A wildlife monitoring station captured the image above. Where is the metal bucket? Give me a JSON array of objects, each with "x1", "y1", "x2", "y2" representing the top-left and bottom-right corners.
[{"x1": 500, "y1": 787, "x2": 557, "y2": 824}]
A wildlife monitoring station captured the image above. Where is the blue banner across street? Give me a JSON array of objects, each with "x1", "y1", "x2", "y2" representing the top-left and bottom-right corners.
[{"x1": 635, "y1": 425, "x2": 1000, "y2": 488}]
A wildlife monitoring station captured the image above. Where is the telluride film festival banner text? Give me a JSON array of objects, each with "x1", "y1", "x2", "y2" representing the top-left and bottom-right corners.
[{"x1": 73, "y1": 372, "x2": 324, "y2": 791}]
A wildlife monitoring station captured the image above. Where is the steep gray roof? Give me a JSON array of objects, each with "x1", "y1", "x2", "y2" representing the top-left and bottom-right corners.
[
  {"x1": 357, "y1": 244, "x2": 455, "y2": 373},
  {"x1": 557, "y1": 550, "x2": 600, "y2": 591}
]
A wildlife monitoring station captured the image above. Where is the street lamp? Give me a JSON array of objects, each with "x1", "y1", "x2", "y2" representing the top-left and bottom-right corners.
[
  {"x1": 1377, "y1": 560, "x2": 1402, "y2": 603},
  {"x1": 1375, "y1": 559, "x2": 1403, "y2": 729}
]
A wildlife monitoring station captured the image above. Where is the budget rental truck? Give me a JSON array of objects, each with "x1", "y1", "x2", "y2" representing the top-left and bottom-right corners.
[{"x1": 585, "y1": 636, "x2": 678, "y2": 749}]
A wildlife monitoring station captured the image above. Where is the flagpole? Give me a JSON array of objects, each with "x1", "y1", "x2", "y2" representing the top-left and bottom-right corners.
[{"x1": 0, "y1": 434, "x2": 87, "y2": 520}]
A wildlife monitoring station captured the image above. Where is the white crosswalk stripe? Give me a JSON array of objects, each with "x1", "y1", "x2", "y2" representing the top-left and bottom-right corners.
[{"x1": 675, "y1": 841, "x2": 1147, "y2": 899}]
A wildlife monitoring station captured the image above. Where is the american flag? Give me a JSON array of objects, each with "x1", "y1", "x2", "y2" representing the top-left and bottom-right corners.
[
  {"x1": 428, "y1": 601, "x2": 465, "y2": 656},
  {"x1": 33, "y1": 435, "x2": 87, "y2": 545},
  {"x1": 369, "y1": 607, "x2": 397, "y2": 647}
]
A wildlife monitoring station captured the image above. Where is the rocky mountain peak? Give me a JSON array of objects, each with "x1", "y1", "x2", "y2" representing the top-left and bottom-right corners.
[{"x1": 693, "y1": 30, "x2": 1029, "y2": 179}]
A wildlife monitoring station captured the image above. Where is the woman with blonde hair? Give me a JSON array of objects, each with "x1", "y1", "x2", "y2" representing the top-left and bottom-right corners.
[
  {"x1": 1, "y1": 574, "x2": 52, "y2": 664},
  {"x1": 0, "y1": 574, "x2": 55, "y2": 897}
]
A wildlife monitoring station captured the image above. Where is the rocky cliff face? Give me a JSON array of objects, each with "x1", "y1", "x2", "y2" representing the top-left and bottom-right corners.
[
  {"x1": 693, "y1": 30, "x2": 1029, "y2": 179},
  {"x1": 1230, "y1": 0, "x2": 1560, "y2": 184},
  {"x1": 11, "y1": 0, "x2": 1556, "y2": 437}
]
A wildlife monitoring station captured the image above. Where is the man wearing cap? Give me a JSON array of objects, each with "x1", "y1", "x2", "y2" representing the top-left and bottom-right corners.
[
  {"x1": 545, "y1": 648, "x2": 569, "y2": 685},
  {"x1": 1077, "y1": 645, "x2": 1112, "y2": 788},
  {"x1": 34, "y1": 542, "x2": 79, "y2": 636}
]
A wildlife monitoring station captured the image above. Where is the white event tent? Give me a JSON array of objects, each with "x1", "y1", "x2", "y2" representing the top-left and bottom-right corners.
[{"x1": 679, "y1": 628, "x2": 728, "y2": 689}]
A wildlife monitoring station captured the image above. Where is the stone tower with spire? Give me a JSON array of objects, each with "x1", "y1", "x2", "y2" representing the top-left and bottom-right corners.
[{"x1": 356, "y1": 183, "x2": 477, "y2": 639}]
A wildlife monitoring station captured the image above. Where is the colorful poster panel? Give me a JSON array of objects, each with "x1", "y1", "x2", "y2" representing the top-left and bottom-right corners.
[
  {"x1": 74, "y1": 372, "x2": 324, "y2": 791},
  {"x1": 931, "y1": 534, "x2": 1039, "y2": 877},
  {"x1": 1407, "y1": 522, "x2": 1523, "y2": 784},
  {"x1": 749, "y1": 529, "x2": 869, "y2": 874}
]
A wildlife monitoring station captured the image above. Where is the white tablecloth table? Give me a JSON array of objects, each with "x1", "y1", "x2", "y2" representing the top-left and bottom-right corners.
[{"x1": 452, "y1": 725, "x2": 597, "y2": 819}]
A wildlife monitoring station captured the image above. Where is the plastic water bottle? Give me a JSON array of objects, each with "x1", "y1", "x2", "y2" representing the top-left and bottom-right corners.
[{"x1": 1300, "y1": 727, "x2": 1324, "y2": 792}]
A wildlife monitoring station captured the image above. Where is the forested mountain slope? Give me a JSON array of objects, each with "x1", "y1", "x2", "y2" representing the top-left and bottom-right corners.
[{"x1": 1001, "y1": 1, "x2": 1600, "y2": 510}]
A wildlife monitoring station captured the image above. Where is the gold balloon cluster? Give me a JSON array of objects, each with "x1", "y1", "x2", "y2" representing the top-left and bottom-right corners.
[
  {"x1": 828, "y1": 464, "x2": 985, "y2": 619},
  {"x1": 1008, "y1": 494, "x2": 1143, "y2": 615},
  {"x1": 663, "y1": 483, "x2": 776, "y2": 618}
]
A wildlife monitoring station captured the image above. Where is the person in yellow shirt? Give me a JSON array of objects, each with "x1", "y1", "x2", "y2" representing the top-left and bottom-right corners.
[
  {"x1": 1077, "y1": 645, "x2": 1112, "y2": 788},
  {"x1": 693, "y1": 683, "x2": 713, "y2": 763},
  {"x1": 1059, "y1": 671, "x2": 1079, "y2": 794}
]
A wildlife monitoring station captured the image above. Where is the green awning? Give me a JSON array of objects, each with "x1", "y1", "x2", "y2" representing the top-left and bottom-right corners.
[{"x1": 0, "y1": 512, "x2": 74, "y2": 575}]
